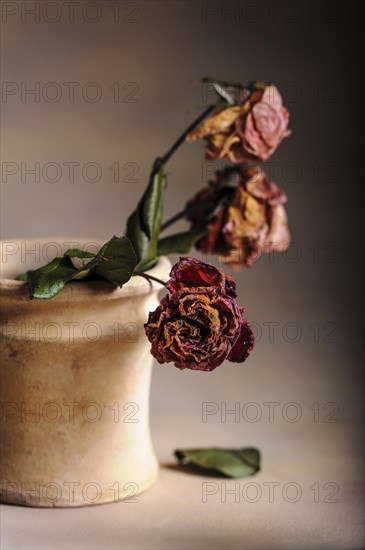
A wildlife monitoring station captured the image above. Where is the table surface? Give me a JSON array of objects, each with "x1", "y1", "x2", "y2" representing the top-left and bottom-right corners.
[{"x1": 1, "y1": 348, "x2": 364, "y2": 550}]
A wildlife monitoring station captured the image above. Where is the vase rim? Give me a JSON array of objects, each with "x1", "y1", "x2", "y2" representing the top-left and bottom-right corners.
[{"x1": 0, "y1": 237, "x2": 171, "y2": 302}]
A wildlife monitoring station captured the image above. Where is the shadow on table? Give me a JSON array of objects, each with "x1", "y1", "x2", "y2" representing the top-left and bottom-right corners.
[{"x1": 162, "y1": 463, "x2": 227, "y2": 478}]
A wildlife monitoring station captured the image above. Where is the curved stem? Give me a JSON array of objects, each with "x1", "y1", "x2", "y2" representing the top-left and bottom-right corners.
[
  {"x1": 160, "y1": 169, "x2": 238, "y2": 232},
  {"x1": 151, "y1": 103, "x2": 216, "y2": 178},
  {"x1": 134, "y1": 271, "x2": 167, "y2": 287},
  {"x1": 160, "y1": 209, "x2": 187, "y2": 232},
  {"x1": 150, "y1": 79, "x2": 242, "y2": 180},
  {"x1": 156, "y1": 87, "x2": 254, "y2": 233}
]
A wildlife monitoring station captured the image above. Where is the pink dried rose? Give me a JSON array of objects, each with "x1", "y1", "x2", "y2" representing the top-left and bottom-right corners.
[
  {"x1": 144, "y1": 258, "x2": 254, "y2": 371},
  {"x1": 187, "y1": 85, "x2": 291, "y2": 162},
  {"x1": 186, "y1": 165, "x2": 290, "y2": 267}
]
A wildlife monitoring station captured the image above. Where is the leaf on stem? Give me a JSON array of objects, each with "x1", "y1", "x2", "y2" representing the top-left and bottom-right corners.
[
  {"x1": 26, "y1": 236, "x2": 137, "y2": 299},
  {"x1": 126, "y1": 167, "x2": 165, "y2": 271},
  {"x1": 15, "y1": 271, "x2": 31, "y2": 282},
  {"x1": 63, "y1": 248, "x2": 96, "y2": 258},
  {"x1": 82, "y1": 235, "x2": 137, "y2": 285},
  {"x1": 28, "y1": 257, "x2": 79, "y2": 299}
]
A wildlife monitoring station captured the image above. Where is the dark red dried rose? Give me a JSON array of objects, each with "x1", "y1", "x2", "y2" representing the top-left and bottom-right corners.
[
  {"x1": 144, "y1": 258, "x2": 254, "y2": 371},
  {"x1": 187, "y1": 85, "x2": 291, "y2": 163},
  {"x1": 166, "y1": 256, "x2": 237, "y2": 297},
  {"x1": 186, "y1": 165, "x2": 290, "y2": 267}
]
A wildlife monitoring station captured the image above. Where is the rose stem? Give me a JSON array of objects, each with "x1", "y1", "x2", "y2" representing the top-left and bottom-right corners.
[
  {"x1": 160, "y1": 209, "x2": 186, "y2": 231},
  {"x1": 158, "y1": 84, "x2": 253, "y2": 232},
  {"x1": 150, "y1": 82, "x2": 236, "y2": 179},
  {"x1": 160, "y1": 198, "x2": 208, "y2": 231},
  {"x1": 150, "y1": 104, "x2": 216, "y2": 178},
  {"x1": 134, "y1": 272, "x2": 167, "y2": 287}
]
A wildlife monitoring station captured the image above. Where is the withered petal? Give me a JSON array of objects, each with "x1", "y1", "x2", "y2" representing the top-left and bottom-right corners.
[{"x1": 187, "y1": 105, "x2": 250, "y2": 141}]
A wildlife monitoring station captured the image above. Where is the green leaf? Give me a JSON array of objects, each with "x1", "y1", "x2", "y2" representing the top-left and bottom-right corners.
[
  {"x1": 83, "y1": 235, "x2": 137, "y2": 286},
  {"x1": 27, "y1": 236, "x2": 137, "y2": 299},
  {"x1": 125, "y1": 209, "x2": 150, "y2": 266},
  {"x1": 63, "y1": 248, "x2": 95, "y2": 259},
  {"x1": 15, "y1": 271, "x2": 31, "y2": 282},
  {"x1": 72, "y1": 269, "x2": 94, "y2": 280},
  {"x1": 28, "y1": 257, "x2": 78, "y2": 299},
  {"x1": 157, "y1": 228, "x2": 207, "y2": 256},
  {"x1": 174, "y1": 447, "x2": 260, "y2": 478},
  {"x1": 141, "y1": 168, "x2": 164, "y2": 240},
  {"x1": 125, "y1": 168, "x2": 165, "y2": 271}
]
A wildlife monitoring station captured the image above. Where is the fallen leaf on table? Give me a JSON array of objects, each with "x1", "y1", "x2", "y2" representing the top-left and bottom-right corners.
[{"x1": 174, "y1": 447, "x2": 260, "y2": 478}]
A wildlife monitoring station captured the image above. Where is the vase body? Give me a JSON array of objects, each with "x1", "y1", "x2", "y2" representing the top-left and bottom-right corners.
[{"x1": 0, "y1": 238, "x2": 170, "y2": 507}]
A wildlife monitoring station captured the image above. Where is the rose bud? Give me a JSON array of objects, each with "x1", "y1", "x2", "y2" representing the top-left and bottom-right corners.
[
  {"x1": 185, "y1": 165, "x2": 290, "y2": 267},
  {"x1": 144, "y1": 258, "x2": 254, "y2": 371},
  {"x1": 187, "y1": 84, "x2": 291, "y2": 163}
]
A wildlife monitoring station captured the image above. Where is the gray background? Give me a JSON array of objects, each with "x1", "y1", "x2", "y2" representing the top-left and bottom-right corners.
[{"x1": 1, "y1": 1, "x2": 364, "y2": 548}]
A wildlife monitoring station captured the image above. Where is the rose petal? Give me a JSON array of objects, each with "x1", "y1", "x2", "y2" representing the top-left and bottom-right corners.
[
  {"x1": 228, "y1": 317, "x2": 255, "y2": 363},
  {"x1": 167, "y1": 257, "x2": 226, "y2": 293}
]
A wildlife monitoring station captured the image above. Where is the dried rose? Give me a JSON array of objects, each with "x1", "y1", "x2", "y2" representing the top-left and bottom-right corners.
[
  {"x1": 186, "y1": 165, "x2": 290, "y2": 267},
  {"x1": 166, "y1": 256, "x2": 237, "y2": 297},
  {"x1": 144, "y1": 258, "x2": 254, "y2": 371},
  {"x1": 187, "y1": 85, "x2": 291, "y2": 163}
]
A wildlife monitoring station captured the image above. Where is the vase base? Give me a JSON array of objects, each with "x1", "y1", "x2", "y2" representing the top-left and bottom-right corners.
[{"x1": 0, "y1": 469, "x2": 158, "y2": 508}]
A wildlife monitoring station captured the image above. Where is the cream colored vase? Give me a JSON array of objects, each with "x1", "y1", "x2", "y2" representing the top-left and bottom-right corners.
[{"x1": 0, "y1": 238, "x2": 170, "y2": 507}]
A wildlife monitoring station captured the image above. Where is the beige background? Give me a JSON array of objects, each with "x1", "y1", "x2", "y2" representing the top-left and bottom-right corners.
[{"x1": 0, "y1": 0, "x2": 364, "y2": 548}]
